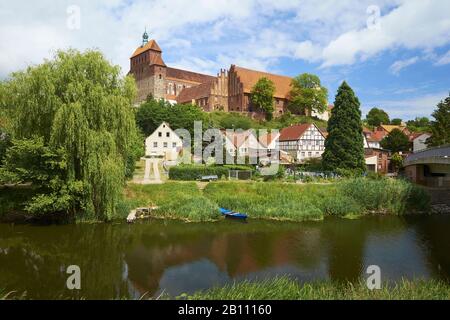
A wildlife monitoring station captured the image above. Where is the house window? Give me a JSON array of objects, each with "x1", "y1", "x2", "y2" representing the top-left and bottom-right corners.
[
  {"x1": 163, "y1": 142, "x2": 168, "y2": 148},
  {"x1": 166, "y1": 132, "x2": 170, "y2": 138},
  {"x1": 158, "y1": 132, "x2": 162, "y2": 137},
  {"x1": 172, "y1": 142, "x2": 177, "y2": 148},
  {"x1": 159, "y1": 74, "x2": 162, "y2": 79},
  {"x1": 308, "y1": 152, "x2": 312, "y2": 157},
  {"x1": 153, "y1": 142, "x2": 158, "y2": 148},
  {"x1": 316, "y1": 152, "x2": 320, "y2": 156},
  {"x1": 301, "y1": 152, "x2": 306, "y2": 157}
]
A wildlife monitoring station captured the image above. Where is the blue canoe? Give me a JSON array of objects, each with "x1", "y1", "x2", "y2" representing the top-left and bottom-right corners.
[{"x1": 220, "y1": 208, "x2": 248, "y2": 220}]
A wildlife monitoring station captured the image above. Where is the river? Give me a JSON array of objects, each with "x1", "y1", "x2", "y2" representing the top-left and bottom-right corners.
[{"x1": 0, "y1": 215, "x2": 449, "y2": 299}]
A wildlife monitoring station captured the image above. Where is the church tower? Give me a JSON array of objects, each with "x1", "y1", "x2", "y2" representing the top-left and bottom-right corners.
[{"x1": 130, "y1": 31, "x2": 167, "y2": 103}]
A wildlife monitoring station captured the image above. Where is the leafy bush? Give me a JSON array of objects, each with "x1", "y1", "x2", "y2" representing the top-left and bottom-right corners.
[{"x1": 169, "y1": 165, "x2": 230, "y2": 181}]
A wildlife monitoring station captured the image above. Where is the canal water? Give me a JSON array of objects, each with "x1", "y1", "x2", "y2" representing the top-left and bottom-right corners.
[{"x1": 0, "y1": 215, "x2": 449, "y2": 299}]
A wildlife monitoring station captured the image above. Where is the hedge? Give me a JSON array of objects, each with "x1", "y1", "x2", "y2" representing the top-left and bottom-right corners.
[{"x1": 169, "y1": 166, "x2": 230, "y2": 181}]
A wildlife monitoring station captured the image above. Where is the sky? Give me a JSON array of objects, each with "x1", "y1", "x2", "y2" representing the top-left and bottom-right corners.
[{"x1": 0, "y1": 0, "x2": 449, "y2": 120}]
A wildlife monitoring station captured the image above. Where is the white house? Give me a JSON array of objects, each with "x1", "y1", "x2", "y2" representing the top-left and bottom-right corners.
[
  {"x1": 277, "y1": 123, "x2": 326, "y2": 162},
  {"x1": 223, "y1": 130, "x2": 266, "y2": 157},
  {"x1": 145, "y1": 122, "x2": 183, "y2": 160},
  {"x1": 412, "y1": 133, "x2": 431, "y2": 153}
]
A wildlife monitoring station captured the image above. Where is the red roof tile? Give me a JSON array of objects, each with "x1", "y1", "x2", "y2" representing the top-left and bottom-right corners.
[
  {"x1": 177, "y1": 82, "x2": 212, "y2": 103},
  {"x1": 232, "y1": 65, "x2": 293, "y2": 99},
  {"x1": 166, "y1": 67, "x2": 215, "y2": 84},
  {"x1": 131, "y1": 40, "x2": 162, "y2": 58},
  {"x1": 279, "y1": 123, "x2": 313, "y2": 141}
]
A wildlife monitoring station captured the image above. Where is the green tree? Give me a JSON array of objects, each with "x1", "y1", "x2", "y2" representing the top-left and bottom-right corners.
[
  {"x1": 322, "y1": 81, "x2": 365, "y2": 173},
  {"x1": 427, "y1": 94, "x2": 450, "y2": 147},
  {"x1": 1, "y1": 49, "x2": 139, "y2": 220},
  {"x1": 406, "y1": 117, "x2": 430, "y2": 132},
  {"x1": 391, "y1": 153, "x2": 404, "y2": 173},
  {"x1": 380, "y1": 128, "x2": 410, "y2": 152},
  {"x1": 391, "y1": 118, "x2": 403, "y2": 125},
  {"x1": 366, "y1": 108, "x2": 390, "y2": 127},
  {"x1": 288, "y1": 73, "x2": 328, "y2": 115},
  {"x1": 136, "y1": 97, "x2": 204, "y2": 136},
  {"x1": 251, "y1": 77, "x2": 275, "y2": 121}
]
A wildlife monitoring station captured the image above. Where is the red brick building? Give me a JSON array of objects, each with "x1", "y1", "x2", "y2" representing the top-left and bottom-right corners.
[
  {"x1": 129, "y1": 32, "x2": 216, "y2": 104},
  {"x1": 129, "y1": 34, "x2": 311, "y2": 119}
]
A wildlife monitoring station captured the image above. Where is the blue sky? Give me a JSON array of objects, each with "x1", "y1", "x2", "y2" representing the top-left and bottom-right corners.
[{"x1": 1, "y1": 0, "x2": 449, "y2": 120}]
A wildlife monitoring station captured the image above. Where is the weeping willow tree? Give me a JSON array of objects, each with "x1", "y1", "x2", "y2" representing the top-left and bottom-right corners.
[{"x1": 1, "y1": 50, "x2": 141, "y2": 220}]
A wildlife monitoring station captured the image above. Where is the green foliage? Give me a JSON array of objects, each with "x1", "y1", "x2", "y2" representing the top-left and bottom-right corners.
[
  {"x1": 185, "y1": 277, "x2": 450, "y2": 300},
  {"x1": 250, "y1": 77, "x2": 275, "y2": 121},
  {"x1": 427, "y1": 93, "x2": 450, "y2": 147},
  {"x1": 206, "y1": 112, "x2": 254, "y2": 130},
  {"x1": 168, "y1": 165, "x2": 230, "y2": 181},
  {"x1": 391, "y1": 153, "x2": 404, "y2": 172},
  {"x1": 338, "y1": 178, "x2": 429, "y2": 214},
  {"x1": 288, "y1": 73, "x2": 328, "y2": 114},
  {"x1": 0, "y1": 137, "x2": 84, "y2": 215},
  {"x1": 1, "y1": 49, "x2": 139, "y2": 220},
  {"x1": 366, "y1": 107, "x2": 390, "y2": 127},
  {"x1": 381, "y1": 128, "x2": 410, "y2": 152},
  {"x1": 407, "y1": 117, "x2": 431, "y2": 132},
  {"x1": 391, "y1": 118, "x2": 402, "y2": 125},
  {"x1": 322, "y1": 82, "x2": 366, "y2": 173},
  {"x1": 136, "y1": 97, "x2": 205, "y2": 136},
  {"x1": 205, "y1": 111, "x2": 327, "y2": 131}
]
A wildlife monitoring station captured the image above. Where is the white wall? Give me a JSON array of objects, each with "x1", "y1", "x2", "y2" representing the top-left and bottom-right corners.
[{"x1": 145, "y1": 122, "x2": 183, "y2": 160}]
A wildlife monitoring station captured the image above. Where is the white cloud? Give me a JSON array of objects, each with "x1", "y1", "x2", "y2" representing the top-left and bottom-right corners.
[
  {"x1": 321, "y1": 0, "x2": 450, "y2": 67},
  {"x1": 435, "y1": 50, "x2": 450, "y2": 66},
  {"x1": 389, "y1": 57, "x2": 419, "y2": 75},
  {"x1": 0, "y1": 0, "x2": 449, "y2": 79},
  {"x1": 364, "y1": 91, "x2": 448, "y2": 119}
]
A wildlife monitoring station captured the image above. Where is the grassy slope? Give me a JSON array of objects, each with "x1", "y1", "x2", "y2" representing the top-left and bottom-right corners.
[
  {"x1": 185, "y1": 277, "x2": 450, "y2": 300},
  {"x1": 206, "y1": 112, "x2": 328, "y2": 130}
]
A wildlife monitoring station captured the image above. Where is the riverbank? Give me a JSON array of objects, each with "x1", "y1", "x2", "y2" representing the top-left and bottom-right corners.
[
  {"x1": 0, "y1": 178, "x2": 431, "y2": 223},
  {"x1": 122, "y1": 178, "x2": 429, "y2": 222},
  {"x1": 183, "y1": 277, "x2": 450, "y2": 300}
]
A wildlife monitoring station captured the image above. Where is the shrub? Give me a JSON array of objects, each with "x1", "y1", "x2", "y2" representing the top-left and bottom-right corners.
[{"x1": 169, "y1": 165, "x2": 230, "y2": 181}]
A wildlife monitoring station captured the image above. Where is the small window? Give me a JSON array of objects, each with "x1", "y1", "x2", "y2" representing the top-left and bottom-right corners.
[
  {"x1": 308, "y1": 152, "x2": 312, "y2": 157},
  {"x1": 163, "y1": 142, "x2": 168, "y2": 148},
  {"x1": 301, "y1": 152, "x2": 306, "y2": 157},
  {"x1": 172, "y1": 142, "x2": 177, "y2": 148},
  {"x1": 153, "y1": 142, "x2": 158, "y2": 148},
  {"x1": 158, "y1": 132, "x2": 162, "y2": 137},
  {"x1": 166, "y1": 132, "x2": 170, "y2": 138},
  {"x1": 159, "y1": 74, "x2": 162, "y2": 79}
]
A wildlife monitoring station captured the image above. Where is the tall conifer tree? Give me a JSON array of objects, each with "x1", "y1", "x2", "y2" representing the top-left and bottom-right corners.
[{"x1": 322, "y1": 81, "x2": 365, "y2": 173}]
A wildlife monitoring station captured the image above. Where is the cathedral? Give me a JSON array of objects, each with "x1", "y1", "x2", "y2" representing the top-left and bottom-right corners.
[{"x1": 129, "y1": 31, "x2": 296, "y2": 118}]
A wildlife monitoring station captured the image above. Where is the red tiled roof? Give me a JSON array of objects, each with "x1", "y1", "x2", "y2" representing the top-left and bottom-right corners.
[
  {"x1": 177, "y1": 82, "x2": 212, "y2": 104},
  {"x1": 166, "y1": 67, "x2": 215, "y2": 84},
  {"x1": 232, "y1": 65, "x2": 293, "y2": 99},
  {"x1": 131, "y1": 40, "x2": 162, "y2": 58},
  {"x1": 279, "y1": 123, "x2": 313, "y2": 141}
]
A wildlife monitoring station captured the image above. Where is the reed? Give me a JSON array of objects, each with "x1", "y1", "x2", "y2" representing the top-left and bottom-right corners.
[
  {"x1": 123, "y1": 182, "x2": 219, "y2": 222},
  {"x1": 185, "y1": 277, "x2": 450, "y2": 300}
]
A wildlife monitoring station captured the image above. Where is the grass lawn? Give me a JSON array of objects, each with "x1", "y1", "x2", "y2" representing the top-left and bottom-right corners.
[{"x1": 184, "y1": 277, "x2": 450, "y2": 300}]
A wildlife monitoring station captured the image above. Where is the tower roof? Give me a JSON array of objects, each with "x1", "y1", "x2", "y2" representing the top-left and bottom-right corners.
[{"x1": 131, "y1": 39, "x2": 162, "y2": 58}]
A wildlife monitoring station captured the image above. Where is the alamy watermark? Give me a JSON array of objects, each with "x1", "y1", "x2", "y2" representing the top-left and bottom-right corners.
[
  {"x1": 367, "y1": 5, "x2": 381, "y2": 30},
  {"x1": 67, "y1": 5, "x2": 81, "y2": 30},
  {"x1": 366, "y1": 265, "x2": 381, "y2": 290},
  {"x1": 66, "y1": 265, "x2": 81, "y2": 290}
]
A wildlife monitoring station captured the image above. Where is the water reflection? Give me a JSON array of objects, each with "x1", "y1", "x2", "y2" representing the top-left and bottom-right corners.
[{"x1": 0, "y1": 216, "x2": 449, "y2": 299}]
